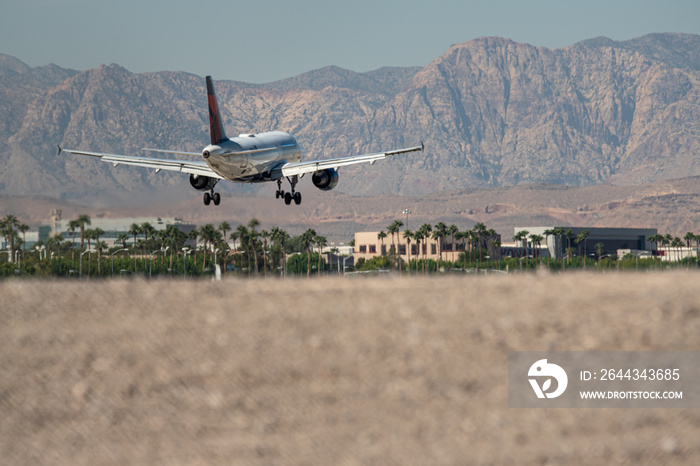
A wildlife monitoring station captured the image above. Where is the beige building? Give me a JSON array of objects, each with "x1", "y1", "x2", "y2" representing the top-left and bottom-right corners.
[{"x1": 353, "y1": 230, "x2": 500, "y2": 263}]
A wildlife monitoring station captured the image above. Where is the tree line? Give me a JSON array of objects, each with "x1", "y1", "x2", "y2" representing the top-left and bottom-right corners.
[
  {"x1": 0, "y1": 213, "x2": 335, "y2": 278},
  {"x1": 3, "y1": 213, "x2": 700, "y2": 278},
  {"x1": 355, "y1": 221, "x2": 700, "y2": 273}
]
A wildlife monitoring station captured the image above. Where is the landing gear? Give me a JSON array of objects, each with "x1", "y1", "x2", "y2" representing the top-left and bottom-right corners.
[
  {"x1": 283, "y1": 192, "x2": 301, "y2": 205},
  {"x1": 277, "y1": 176, "x2": 302, "y2": 206},
  {"x1": 275, "y1": 179, "x2": 285, "y2": 199},
  {"x1": 203, "y1": 190, "x2": 221, "y2": 206}
]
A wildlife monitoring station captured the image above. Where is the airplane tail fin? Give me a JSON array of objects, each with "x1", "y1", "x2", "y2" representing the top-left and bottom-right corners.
[{"x1": 206, "y1": 76, "x2": 229, "y2": 145}]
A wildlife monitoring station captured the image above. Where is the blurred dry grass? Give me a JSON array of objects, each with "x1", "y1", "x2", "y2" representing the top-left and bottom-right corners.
[{"x1": 1, "y1": 272, "x2": 699, "y2": 465}]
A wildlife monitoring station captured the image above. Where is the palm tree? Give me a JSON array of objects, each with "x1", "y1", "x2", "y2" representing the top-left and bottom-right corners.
[
  {"x1": 386, "y1": 220, "x2": 403, "y2": 268},
  {"x1": 473, "y1": 223, "x2": 487, "y2": 262},
  {"x1": 301, "y1": 229, "x2": 317, "y2": 278},
  {"x1": 455, "y1": 231, "x2": 468, "y2": 268},
  {"x1": 448, "y1": 224, "x2": 459, "y2": 263},
  {"x1": 96, "y1": 240, "x2": 108, "y2": 276},
  {"x1": 68, "y1": 219, "x2": 80, "y2": 261},
  {"x1": 18, "y1": 223, "x2": 29, "y2": 256},
  {"x1": 271, "y1": 227, "x2": 290, "y2": 277},
  {"x1": 552, "y1": 227, "x2": 566, "y2": 266},
  {"x1": 217, "y1": 222, "x2": 231, "y2": 272},
  {"x1": 188, "y1": 228, "x2": 200, "y2": 266},
  {"x1": 413, "y1": 230, "x2": 424, "y2": 274},
  {"x1": 514, "y1": 230, "x2": 529, "y2": 259},
  {"x1": 128, "y1": 222, "x2": 141, "y2": 272},
  {"x1": 315, "y1": 234, "x2": 327, "y2": 275},
  {"x1": 433, "y1": 222, "x2": 448, "y2": 263},
  {"x1": 200, "y1": 224, "x2": 217, "y2": 274},
  {"x1": 529, "y1": 234, "x2": 544, "y2": 264},
  {"x1": 163, "y1": 225, "x2": 179, "y2": 274},
  {"x1": 235, "y1": 225, "x2": 250, "y2": 275},
  {"x1": 671, "y1": 237, "x2": 683, "y2": 264},
  {"x1": 648, "y1": 234, "x2": 663, "y2": 269},
  {"x1": 684, "y1": 232, "x2": 695, "y2": 268},
  {"x1": 76, "y1": 214, "x2": 91, "y2": 277},
  {"x1": 156, "y1": 230, "x2": 168, "y2": 267},
  {"x1": 595, "y1": 242, "x2": 605, "y2": 263},
  {"x1": 577, "y1": 230, "x2": 590, "y2": 268},
  {"x1": 418, "y1": 223, "x2": 432, "y2": 274},
  {"x1": 490, "y1": 238, "x2": 501, "y2": 268},
  {"x1": 403, "y1": 229, "x2": 413, "y2": 273},
  {"x1": 261, "y1": 230, "x2": 270, "y2": 275},
  {"x1": 248, "y1": 219, "x2": 260, "y2": 275},
  {"x1": 543, "y1": 228, "x2": 555, "y2": 263},
  {"x1": 140, "y1": 222, "x2": 154, "y2": 249},
  {"x1": 564, "y1": 229, "x2": 575, "y2": 263},
  {"x1": 431, "y1": 228, "x2": 443, "y2": 265},
  {"x1": 84, "y1": 228, "x2": 96, "y2": 278},
  {"x1": 92, "y1": 227, "x2": 105, "y2": 275},
  {"x1": 219, "y1": 222, "x2": 231, "y2": 250},
  {"x1": 2, "y1": 214, "x2": 20, "y2": 263},
  {"x1": 661, "y1": 234, "x2": 672, "y2": 264},
  {"x1": 117, "y1": 232, "x2": 129, "y2": 249},
  {"x1": 229, "y1": 230, "x2": 238, "y2": 253},
  {"x1": 377, "y1": 231, "x2": 387, "y2": 256}
]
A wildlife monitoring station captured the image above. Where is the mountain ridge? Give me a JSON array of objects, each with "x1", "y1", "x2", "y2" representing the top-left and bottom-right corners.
[{"x1": 1, "y1": 33, "x2": 699, "y2": 204}]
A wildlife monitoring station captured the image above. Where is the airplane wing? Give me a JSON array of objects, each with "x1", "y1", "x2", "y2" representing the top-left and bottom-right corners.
[
  {"x1": 57, "y1": 146, "x2": 223, "y2": 179},
  {"x1": 278, "y1": 143, "x2": 423, "y2": 178}
]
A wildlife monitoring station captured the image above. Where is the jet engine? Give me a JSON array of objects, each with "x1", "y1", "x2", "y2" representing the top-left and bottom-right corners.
[
  {"x1": 189, "y1": 174, "x2": 218, "y2": 192},
  {"x1": 311, "y1": 168, "x2": 339, "y2": 191}
]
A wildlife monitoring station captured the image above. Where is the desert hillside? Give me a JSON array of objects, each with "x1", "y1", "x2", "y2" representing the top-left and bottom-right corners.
[
  {"x1": 2, "y1": 33, "x2": 700, "y2": 202},
  {"x1": 2, "y1": 273, "x2": 698, "y2": 465}
]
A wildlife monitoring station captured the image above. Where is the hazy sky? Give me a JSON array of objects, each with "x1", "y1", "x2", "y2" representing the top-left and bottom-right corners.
[{"x1": 1, "y1": 0, "x2": 698, "y2": 83}]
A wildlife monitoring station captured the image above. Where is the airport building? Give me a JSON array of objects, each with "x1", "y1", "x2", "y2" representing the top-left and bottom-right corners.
[
  {"x1": 510, "y1": 226, "x2": 658, "y2": 260},
  {"x1": 353, "y1": 230, "x2": 501, "y2": 263},
  {"x1": 50, "y1": 216, "x2": 196, "y2": 248},
  {"x1": 353, "y1": 226, "x2": 659, "y2": 263}
]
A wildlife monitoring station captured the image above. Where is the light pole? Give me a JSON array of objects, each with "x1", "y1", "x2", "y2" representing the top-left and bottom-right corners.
[
  {"x1": 35, "y1": 245, "x2": 46, "y2": 260},
  {"x1": 213, "y1": 248, "x2": 222, "y2": 279},
  {"x1": 342, "y1": 255, "x2": 353, "y2": 275},
  {"x1": 80, "y1": 249, "x2": 90, "y2": 278},
  {"x1": 149, "y1": 247, "x2": 168, "y2": 279},
  {"x1": 403, "y1": 209, "x2": 411, "y2": 232},
  {"x1": 182, "y1": 247, "x2": 190, "y2": 280},
  {"x1": 111, "y1": 248, "x2": 129, "y2": 277}
]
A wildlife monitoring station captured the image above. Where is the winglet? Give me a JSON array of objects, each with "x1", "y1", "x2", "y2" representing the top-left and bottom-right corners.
[
  {"x1": 420, "y1": 141, "x2": 424, "y2": 152},
  {"x1": 206, "y1": 76, "x2": 229, "y2": 145},
  {"x1": 57, "y1": 145, "x2": 63, "y2": 156}
]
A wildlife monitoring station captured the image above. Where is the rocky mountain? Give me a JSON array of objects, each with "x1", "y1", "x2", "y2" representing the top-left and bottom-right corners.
[{"x1": 1, "y1": 33, "x2": 699, "y2": 204}]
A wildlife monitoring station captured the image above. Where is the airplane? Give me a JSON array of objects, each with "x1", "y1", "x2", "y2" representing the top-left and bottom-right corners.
[{"x1": 58, "y1": 76, "x2": 423, "y2": 206}]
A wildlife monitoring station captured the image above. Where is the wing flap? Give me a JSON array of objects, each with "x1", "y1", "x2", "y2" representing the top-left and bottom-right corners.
[
  {"x1": 58, "y1": 147, "x2": 223, "y2": 179},
  {"x1": 280, "y1": 143, "x2": 423, "y2": 178}
]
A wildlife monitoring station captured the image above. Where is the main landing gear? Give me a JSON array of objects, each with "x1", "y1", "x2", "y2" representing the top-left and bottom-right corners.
[
  {"x1": 275, "y1": 176, "x2": 302, "y2": 205},
  {"x1": 203, "y1": 189, "x2": 221, "y2": 206}
]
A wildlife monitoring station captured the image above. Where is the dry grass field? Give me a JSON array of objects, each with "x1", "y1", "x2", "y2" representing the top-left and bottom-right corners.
[{"x1": 2, "y1": 272, "x2": 699, "y2": 465}]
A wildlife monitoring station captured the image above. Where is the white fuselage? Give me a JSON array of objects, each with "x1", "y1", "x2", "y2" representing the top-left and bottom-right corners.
[{"x1": 202, "y1": 131, "x2": 302, "y2": 183}]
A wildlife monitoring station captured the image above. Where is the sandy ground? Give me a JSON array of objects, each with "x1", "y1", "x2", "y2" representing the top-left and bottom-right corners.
[{"x1": 1, "y1": 272, "x2": 699, "y2": 465}]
